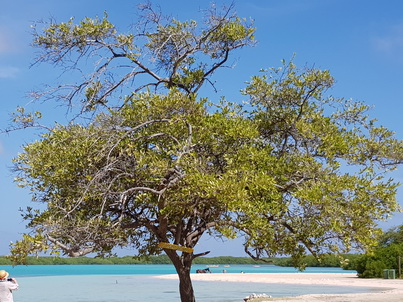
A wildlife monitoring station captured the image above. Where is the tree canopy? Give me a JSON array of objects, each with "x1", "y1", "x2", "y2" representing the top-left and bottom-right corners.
[
  {"x1": 8, "y1": 4, "x2": 403, "y2": 302},
  {"x1": 379, "y1": 225, "x2": 403, "y2": 247}
]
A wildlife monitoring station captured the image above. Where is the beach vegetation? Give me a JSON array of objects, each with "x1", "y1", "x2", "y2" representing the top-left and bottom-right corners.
[
  {"x1": 352, "y1": 226, "x2": 403, "y2": 278},
  {"x1": 6, "y1": 3, "x2": 403, "y2": 302},
  {"x1": 355, "y1": 243, "x2": 403, "y2": 278}
]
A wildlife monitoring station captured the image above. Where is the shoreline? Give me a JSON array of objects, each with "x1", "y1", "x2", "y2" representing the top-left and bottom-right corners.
[{"x1": 156, "y1": 273, "x2": 403, "y2": 301}]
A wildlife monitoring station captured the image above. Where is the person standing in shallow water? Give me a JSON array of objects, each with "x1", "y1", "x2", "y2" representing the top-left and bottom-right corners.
[{"x1": 0, "y1": 270, "x2": 18, "y2": 302}]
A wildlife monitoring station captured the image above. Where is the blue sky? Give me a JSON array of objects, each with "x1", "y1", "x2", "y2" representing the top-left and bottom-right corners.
[{"x1": 1, "y1": 0, "x2": 403, "y2": 257}]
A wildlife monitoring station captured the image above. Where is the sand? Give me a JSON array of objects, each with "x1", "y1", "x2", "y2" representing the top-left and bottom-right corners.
[{"x1": 156, "y1": 273, "x2": 403, "y2": 301}]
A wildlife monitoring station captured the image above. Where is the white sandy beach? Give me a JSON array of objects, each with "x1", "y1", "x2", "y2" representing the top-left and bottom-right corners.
[{"x1": 156, "y1": 273, "x2": 403, "y2": 301}]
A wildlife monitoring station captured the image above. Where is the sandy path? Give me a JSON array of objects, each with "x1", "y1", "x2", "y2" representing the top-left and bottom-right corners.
[{"x1": 156, "y1": 273, "x2": 403, "y2": 301}]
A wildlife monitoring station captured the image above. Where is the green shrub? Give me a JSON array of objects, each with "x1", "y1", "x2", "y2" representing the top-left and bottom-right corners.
[{"x1": 355, "y1": 243, "x2": 403, "y2": 278}]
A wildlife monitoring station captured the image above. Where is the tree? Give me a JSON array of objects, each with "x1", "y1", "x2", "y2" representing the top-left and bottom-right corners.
[
  {"x1": 379, "y1": 225, "x2": 403, "y2": 247},
  {"x1": 8, "y1": 4, "x2": 403, "y2": 302},
  {"x1": 355, "y1": 242, "x2": 403, "y2": 278},
  {"x1": 354, "y1": 225, "x2": 403, "y2": 278}
]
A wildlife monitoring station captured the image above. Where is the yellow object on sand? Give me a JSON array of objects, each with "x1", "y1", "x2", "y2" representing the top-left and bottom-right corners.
[{"x1": 158, "y1": 242, "x2": 194, "y2": 253}]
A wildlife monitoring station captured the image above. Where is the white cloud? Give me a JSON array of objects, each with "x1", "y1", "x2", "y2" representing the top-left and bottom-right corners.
[{"x1": 0, "y1": 66, "x2": 19, "y2": 78}]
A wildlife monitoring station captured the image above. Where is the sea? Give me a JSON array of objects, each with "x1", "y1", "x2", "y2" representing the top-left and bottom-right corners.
[{"x1": 0, "y1": 264, "x2": 381, "y2": 302}]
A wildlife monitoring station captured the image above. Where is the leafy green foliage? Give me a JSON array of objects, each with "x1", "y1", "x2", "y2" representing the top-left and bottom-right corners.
[
  {"x1": 238, "y1": 61, "x2": 403, "y2": 264},
  {"x1": 26, "y1": 3, "x2": 255, "y2": 116},
  {"x1": 379, "y1": 225, "x2": 403, "y2": 247},
  {"x1": 35, "y1": 13, "x2": 117, "y2": 51},
  {"x1": 355, "y1": 243, "x2": 403, "y2": 278},
  {"x1": 350, "y1": 226, "x2": 403, "y2": 278},
  {"x1": 12, "y1": 64, "x2": 403, "y2": 265}
]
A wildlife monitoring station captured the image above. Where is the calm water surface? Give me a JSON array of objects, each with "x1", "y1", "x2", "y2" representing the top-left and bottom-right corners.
[
  {"x1": 0, "y1": 265, "x2": 380, "y2": 302},
  {"x1": 2, "y1": 264, "x2": 355, "y2": 276}
]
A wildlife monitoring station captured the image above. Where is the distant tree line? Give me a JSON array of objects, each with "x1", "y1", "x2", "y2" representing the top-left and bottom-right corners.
[
  {"x1": 0, "y1": 255, "x2": 271, "y2": 265},
  {"x1": 274, "y1": 254, "x2": 360, "y2": 269},
  {"x1": 0, "y1": 255, "x2": 147, "y2": 265},
  {"x1": 0, "y1": 254, "x2": 352, "y2": 267}
]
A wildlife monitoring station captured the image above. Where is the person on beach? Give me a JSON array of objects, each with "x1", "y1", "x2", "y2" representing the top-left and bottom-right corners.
[{"x1": 0, "y1": 270, "x2": 18, "y2": 302}]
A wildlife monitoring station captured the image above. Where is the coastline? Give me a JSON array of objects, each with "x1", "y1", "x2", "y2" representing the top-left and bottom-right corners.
[{"x1": 156, "y1": 273, "x2": 403, "y2": 301}]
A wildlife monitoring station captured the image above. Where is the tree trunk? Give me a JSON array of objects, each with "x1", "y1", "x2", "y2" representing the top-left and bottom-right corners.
[
  {"x1": 165, "y1": 250, "x2": 196, "y2": 302},
  {"x1": 177, "y1": 265, "x2": 195, "y2": 302}
]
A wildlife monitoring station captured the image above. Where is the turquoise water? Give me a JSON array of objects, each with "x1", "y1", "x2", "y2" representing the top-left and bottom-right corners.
[
  {"x1": 0, "y1": 265, "x2": 380, "y2": 301},
  {"x1": 2, "y1": 264, "x2": 355, "y2": 276}
]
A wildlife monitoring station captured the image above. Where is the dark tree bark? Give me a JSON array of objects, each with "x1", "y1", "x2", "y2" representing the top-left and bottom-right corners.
[{"x1": 165, "y1": 250, "x2": 196, "y2": 302}]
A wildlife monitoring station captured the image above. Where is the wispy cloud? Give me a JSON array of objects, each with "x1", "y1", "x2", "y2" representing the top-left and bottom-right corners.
[
  {"x1": 0, "y1": 66, "x2": 19, "y2": 79},
  {"x1": 0, "y1": 29, "x2": 17, "y2": 54},
  {"x1": 372, "y1": 23, "x2": 403, "y2": 57},
  {"x1": 0, "y1": 27, "x2": 20, "y2": 78}
]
